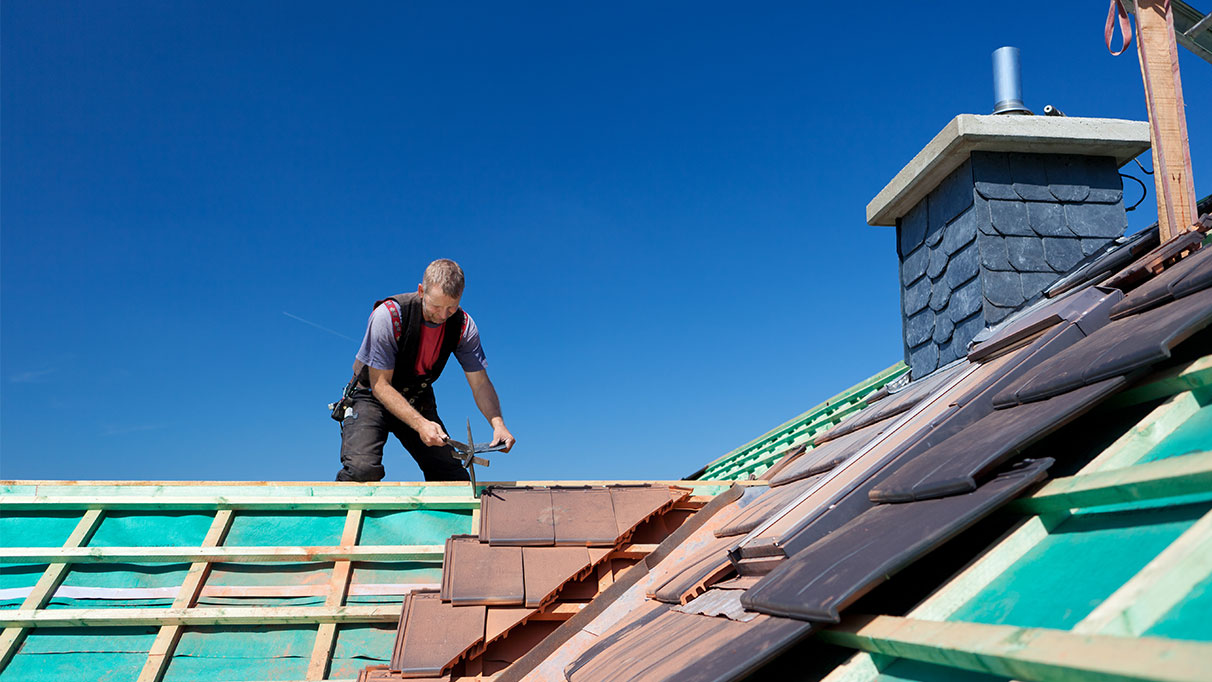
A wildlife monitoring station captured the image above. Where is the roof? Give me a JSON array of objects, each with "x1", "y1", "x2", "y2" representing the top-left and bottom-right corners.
[{"x1": 3, "y1": 222, "x2": 1210, "y2": 682}]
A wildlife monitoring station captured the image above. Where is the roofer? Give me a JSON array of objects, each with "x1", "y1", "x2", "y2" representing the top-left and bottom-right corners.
[{"x1": 335, "y1": 259, "x2": 515, "y2": 481}]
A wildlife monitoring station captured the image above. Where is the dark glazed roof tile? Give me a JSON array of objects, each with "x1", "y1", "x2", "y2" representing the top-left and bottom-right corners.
[
  {"x1": 565, "y1": 605, "x2": 813, "y2": 682},
  {"x1": 552, "y1": 487, "x2": 618, "y2": 546},
  {"x1": 1102, "y1": 230, "x2": 1205, "y2": 292},
  {"x1": 1109, "y1": 244, "x2": 1212, "y2": 319},
  {"x1": 522, "y1": 546, "x2": 592, "y2": 608},
  {"x1": 715, "y1": 475, "x2": 824, "y2": 538},
  {"x1": 770, "y1": 425, "x2": 886, "y2": 487},
  {"x1": 871, "y1": 377, "x2": 1124, "y2": 502},
  {"x1": 759, "y1": 444, "x2": 808, "y2": 481},
  {"x1": 443, "y1": 536, "x2": 524, "y2": 605},
  {"x1": 480, "y1": 487, "x2": 554, "y2": 546},
  {"x1": 996, "y1": 287, "x2": 1212, "y2": 404},
  {"x1": 969, "y1": 285, "x2": 1121, "y2": 362},
  {"x1": 391, "y1": 591, "x2": 486, "y2": 677},
  {"x1": 742, "y1": 458, "x2": 1053, "y2": 623}
]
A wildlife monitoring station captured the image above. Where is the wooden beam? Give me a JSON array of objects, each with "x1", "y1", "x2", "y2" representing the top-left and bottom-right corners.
[
  {"x1": 1085, "y1": 390, "x2": 1203, "y2": 472},
  {"x1": 819, "y1": 614, "x2": 1212, "y2": 682},
  {"x1": 0, "y1": 544, "x2": 444, "y2": 564},
  {"x1": 0, "y1": 509, "x2": 103, "y2": 670},
  {"x1": 1108, "y1": 355, "x2": 1212, "y2": 407},
  {"x1": 1075, "y1": 507, "x2": 1212, "y2": 637},
  {"x1": 137, "y1": 509, "x2": 234, "y2": 682},
  {"x1": 0, "y1": 495, "x2": 479, "y2": 511},
  {"x1": 0, "y1": 605, "x2": 403, "y2": 628},
  {"x1": 307, "y1": 509, "x2": 363, "y2": 681},
  {"x1": 1136, "y1": 0, "x2": 1198, "y2": 241},
  {"x1": 1012, "y1": 450, "x2": 1212, "y2": 514}
]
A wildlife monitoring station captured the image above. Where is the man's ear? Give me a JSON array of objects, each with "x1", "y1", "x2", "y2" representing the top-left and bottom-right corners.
[{"x1": 417, "y1": 283, "x2": 425, "y2": 295}]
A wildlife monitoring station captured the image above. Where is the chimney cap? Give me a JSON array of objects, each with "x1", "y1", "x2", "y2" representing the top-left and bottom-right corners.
[{"x1": 866, "y1": 114, "x2": 1151, "y2": 227}]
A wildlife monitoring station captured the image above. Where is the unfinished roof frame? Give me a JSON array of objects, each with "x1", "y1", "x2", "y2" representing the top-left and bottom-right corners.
[
  {"x1": 0, "y1": 479, "x2": 730, "y2": 682},
  {"x1": 813, "y1": 353, "x2": 1212, "y2": 682}
]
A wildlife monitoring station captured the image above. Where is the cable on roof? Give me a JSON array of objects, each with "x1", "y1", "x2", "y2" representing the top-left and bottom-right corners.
[{"x1": 1121, "y1": 172, "x2": 1148, "y2": 212}]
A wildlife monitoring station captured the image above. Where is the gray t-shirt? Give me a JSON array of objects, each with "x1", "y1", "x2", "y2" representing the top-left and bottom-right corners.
[{"x1": 355, "y1": 302, "x2": 487, "y2": 374}]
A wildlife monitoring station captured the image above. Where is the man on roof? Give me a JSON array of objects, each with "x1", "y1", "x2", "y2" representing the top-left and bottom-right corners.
[{"x1": 336, "y1": 258, "x2": 515, "y2": 481}]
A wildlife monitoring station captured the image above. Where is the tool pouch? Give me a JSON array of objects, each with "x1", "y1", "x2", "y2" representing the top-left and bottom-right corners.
[{"x1": 328, "y1": 376, "x2": 358, "y2": 422}]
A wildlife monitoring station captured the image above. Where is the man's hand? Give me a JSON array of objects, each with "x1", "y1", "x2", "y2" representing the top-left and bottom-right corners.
[
  {"x1": 418, "y1": 420, "x2": 449, "y2": 448},
  {"x1": 491, "y1": 422, "x2": 516, "y2": 453}
]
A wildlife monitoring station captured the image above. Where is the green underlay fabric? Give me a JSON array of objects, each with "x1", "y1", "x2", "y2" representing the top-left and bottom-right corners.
[
  {"x1": 0, "y1": 511, "x2": 83, "y2": 548},
  {"x1": 2, "y1": 627, "x2": 158, "y2": 682}
]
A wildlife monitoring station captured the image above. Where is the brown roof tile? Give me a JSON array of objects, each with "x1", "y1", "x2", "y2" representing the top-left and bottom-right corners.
[
  {"x1": 552, "y1": 487, "x2": 619, "y2": 546},
  {"x1": 442, "y1": 536, "x2": 524, "y2": 606},
  {"x1": 522, "y1": 546, "x2": 593, "y2": 608},
  {"x1": 390, "y1": 591, "x2": 485, "y2": 678},
  {"x1": 480, "y1": 487, "x2": 555, "y2": 546}
]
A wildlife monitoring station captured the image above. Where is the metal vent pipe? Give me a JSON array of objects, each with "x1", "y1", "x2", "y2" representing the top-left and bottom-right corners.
[{"x1": 992, "y1": 46, "x2": 1031, "y2": 115}]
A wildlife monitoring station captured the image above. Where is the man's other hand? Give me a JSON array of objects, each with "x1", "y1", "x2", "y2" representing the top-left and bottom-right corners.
[
  {"x1": 492, "y1": 423, "x2": 516, "y2": 453},
  {"x1": 418, "y1": 420, "x2": 449, "y2": 447}
]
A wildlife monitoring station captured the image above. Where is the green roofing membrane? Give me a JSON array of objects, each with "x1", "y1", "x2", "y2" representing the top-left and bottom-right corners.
[
  {"x1": 949, "y1": 500, "x2": 1211, "y2": 630},
  {"x1": 0, "y1": 511, "x2": 82, "y2": 548},
  {"x1": 1143, "y1": 572, "x2": 1212, "y2": 642},
  {"x1": 1, "y1": 627, "x2": 158, "y2": 682},
  {"x1": 1138, "y1": 397, "x2": 1212, "y2": 464},
  {"x1": 88, "y1": 512, "x2": 215, "y2": 547}
]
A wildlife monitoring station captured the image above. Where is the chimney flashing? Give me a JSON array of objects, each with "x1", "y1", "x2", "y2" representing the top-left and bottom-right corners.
[{"x1": 867, "y1": 114, "x2": 1151, "y2": 227}]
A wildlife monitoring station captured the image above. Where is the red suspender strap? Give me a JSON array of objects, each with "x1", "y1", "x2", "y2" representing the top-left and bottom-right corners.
[
  {"x1": 385, "y1": 300, "x2": 402, "y2": 342},
  {"x1": 1105, "y1": 0, "x2": 1133, "y2": 55}
]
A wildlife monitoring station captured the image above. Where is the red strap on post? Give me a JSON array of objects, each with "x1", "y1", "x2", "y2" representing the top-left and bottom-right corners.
[{"x1": 1106, "y1": 0, "x2": 1134, "y2": 55}]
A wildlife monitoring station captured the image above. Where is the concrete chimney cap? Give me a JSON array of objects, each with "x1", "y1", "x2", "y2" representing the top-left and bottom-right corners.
[{"x1": 866, "y1": 114, "x2": 1151, "y2": 227}]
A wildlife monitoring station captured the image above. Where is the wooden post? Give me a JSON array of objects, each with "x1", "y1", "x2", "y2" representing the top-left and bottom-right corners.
[{"x1": 1135, "y1": 0, "x2": 1198, "y2": 241}]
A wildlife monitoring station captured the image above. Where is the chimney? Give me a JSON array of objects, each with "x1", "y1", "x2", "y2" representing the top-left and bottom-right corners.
[{"x1": 867, "y1": 115, "x2": 1151, "y2": 377}]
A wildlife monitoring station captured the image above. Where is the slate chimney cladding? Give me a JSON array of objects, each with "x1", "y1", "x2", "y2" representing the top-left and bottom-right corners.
[{"x1": 897, "y1": 151, "x2": 1129, "y2": 376}]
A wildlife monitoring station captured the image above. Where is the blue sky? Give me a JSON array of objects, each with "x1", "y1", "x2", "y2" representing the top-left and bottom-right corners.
[{"x1": 3, "y1": 2, "x2": 1210, "y2": 482}]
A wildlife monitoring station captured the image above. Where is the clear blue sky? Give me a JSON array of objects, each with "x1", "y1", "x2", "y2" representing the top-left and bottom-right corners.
[{"x1": 3, "y1": 2, "x2": 1210, "y2": 482}]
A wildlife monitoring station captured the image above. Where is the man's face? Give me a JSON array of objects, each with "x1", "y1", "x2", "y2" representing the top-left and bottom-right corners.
[{"x1": 417, "y1": 284, "x2": 461, "y2": 324}]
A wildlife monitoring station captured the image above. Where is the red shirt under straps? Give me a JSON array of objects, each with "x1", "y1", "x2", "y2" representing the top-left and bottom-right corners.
[{"x1": 415, "y1": 323, "x2": 446, "y2": 376}]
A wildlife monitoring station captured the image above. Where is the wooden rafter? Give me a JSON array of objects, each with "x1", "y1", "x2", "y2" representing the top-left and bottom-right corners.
[
  {"x1": 0, "y1": 544, "x2": 444, "y2": 564},
  {"x1": 0, "y1": 509, "x2": 103, "y2": 670},
  {"x1": 137, "y1": 509, "x2": 234, "y2": 682},
  {"x1": 819, "y1": 615, "x2": 1212, "y2": 682},
  {"x1": 306, "y1": 508, "x2": 363, "y2": 681}
]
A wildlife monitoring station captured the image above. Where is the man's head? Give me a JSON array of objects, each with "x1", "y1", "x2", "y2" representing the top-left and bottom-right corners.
[{"x1": 417, "y1": 259, "x2": 465, "y2": 324}]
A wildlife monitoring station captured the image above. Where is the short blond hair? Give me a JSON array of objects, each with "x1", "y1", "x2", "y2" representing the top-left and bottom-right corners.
[{"x1": 423, "y1": 259, "x2": 465, "y2": 298}]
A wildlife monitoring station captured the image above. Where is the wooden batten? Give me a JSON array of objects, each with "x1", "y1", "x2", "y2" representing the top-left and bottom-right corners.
[{"x1": 1135, "y1": 0, "x2": 1198, "y2": 241}]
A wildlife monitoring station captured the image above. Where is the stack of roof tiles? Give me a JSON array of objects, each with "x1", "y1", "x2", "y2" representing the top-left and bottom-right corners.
[
  {"x1": 494, "y1": 222, "x2": 1212, "y2": 681},
  {"x1": 358, "y1": 484, "x2": 691, "y2": 680}
]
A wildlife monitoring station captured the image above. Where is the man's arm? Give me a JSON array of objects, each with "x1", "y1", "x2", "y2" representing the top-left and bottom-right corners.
[
  {"x1": 465, "y1": 370, "x2": 516, "y2": 452},
  {"x1": 368, "y1": 367, "x2": 449, "y2": 447}
]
